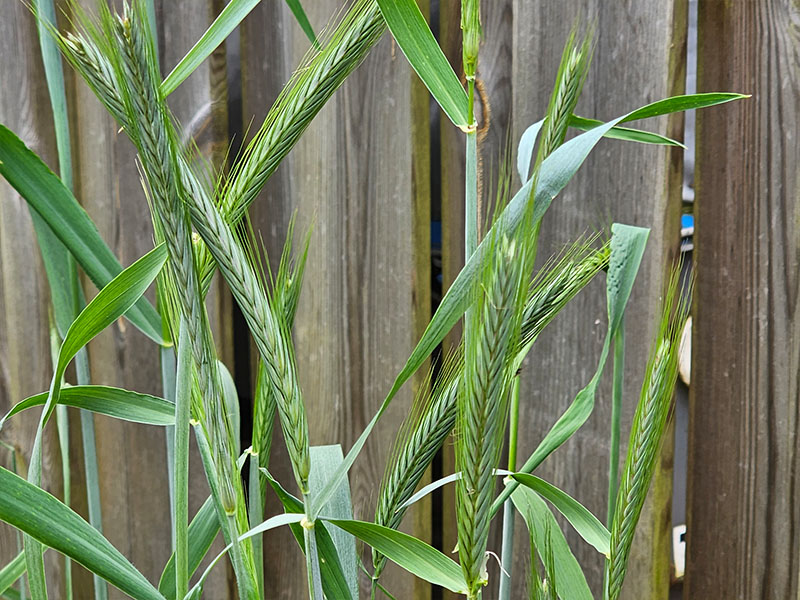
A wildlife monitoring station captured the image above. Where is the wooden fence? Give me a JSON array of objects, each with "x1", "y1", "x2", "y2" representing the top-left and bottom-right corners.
[{"x1": 0, "y1": 1, "x2": 797, "y2": 599}]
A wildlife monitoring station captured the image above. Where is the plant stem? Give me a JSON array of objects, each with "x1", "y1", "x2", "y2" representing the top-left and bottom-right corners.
[
  {"x1": 173, "y1": 320, "x2": 191, "y2": 600},
  {"x1": 302, "y1": 495, "x2": 323, "y2": 600},
  {"x1": 160, "y1": 343, "x2": 177, "y2": 542},
  {"x1": 303, "y1": 525, "x2": 323, "y2": 599},
  {"x1": 607, "y1": 322, "x2": 625, "y2": 526},
  {"x1": 55, "y1": 405, "x2": 72, "y2": 600},
  {"x1": 498, "y1": 376, "x2": 520, "y2": 600},
  {"x1": 248, "y1": 455, "x2": 265, "y2": 599}
]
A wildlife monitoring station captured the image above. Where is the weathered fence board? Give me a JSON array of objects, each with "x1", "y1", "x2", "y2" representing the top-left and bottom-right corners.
[
  {"x1": 242, "y1": 3, "x2": 430, "y2": 598},
  {"x1": 0, "y1": 4, "x2": 66, "y2": 597},
  {"x1": 685, "y1": 1, "x2": 800, "y2": 598}
]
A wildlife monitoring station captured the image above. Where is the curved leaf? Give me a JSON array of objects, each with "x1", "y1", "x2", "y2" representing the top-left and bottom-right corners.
[
  {"x1": 2, "y1": 386, "x2": 174, "y2": 428},
  {"x1": 569, "y1": 115, "x2": 684, "y2": 148},
  {"x1": 512, "y1": 473, "x2": 609, "y2": 557},
  {"x1": 310, "y1": 91, "x2": 746, "y2": 519},
  {"x1": 325, "y1": 519, "x2": 468, "y2": 594},
  {"x1": 0, "y1": 467, "x2": 164, "y2": 600},
  {"x1": 161, "y1": 0, "x2": 259, "y2": 96},
  {"x1": 511, "y1": 486, "x2": 592, "y2": 600},
  {"x1": 376, "y1": 0, "x2": 468, "y2": 128},
  {"x1": 0, "y1": 125, "x2": 165, "y2": 345}
]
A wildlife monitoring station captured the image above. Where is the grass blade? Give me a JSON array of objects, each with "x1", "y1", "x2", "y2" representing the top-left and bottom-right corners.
[
  {"x1": 0, "y1": 554, "x2": 26, "y2": 596},
  {"x1": 0, "y1": 125, "x2": 165, "y2": 345},
  {"x1": 0, "y1": 468, "x2": 165, "y2": 600},
  {"x1": 2, "y1": 386, "x2": 174, "y2": 428},
  {"x1": 161, "y1": 0, "x2": 259, "y2": 96},
  {"x1": 511, "y1": 487, "x2": 592, "y2": 600},
  {"x1": 376, "y1": 0, "x2": 468, "y2": 128},
  {"x1": 511, "y1": 473, "x2": 610, "y2": 557},
  {"x1": 284, "y1": 0, "x2": 319, "y2": 49},
  {"x1": 325, "y1": 519, "x2": 468, "y2": 594},
  {"x1": 568, "y1": 115, "x2": 684, "y2": 147}
]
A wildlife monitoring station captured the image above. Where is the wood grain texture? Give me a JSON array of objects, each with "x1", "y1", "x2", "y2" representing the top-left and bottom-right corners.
[
  {"x1": 685, "y1": 2, "x2": 800, "y2": 598},
  {"x1": 242, "y1": 2, "x2": 431, "y2": 598},
  {"x1": 66, "y1": 1, "x2": 233, "y2": 597},
  {"x1": 0, "y1": 4, "x2": 67, "y2": 596}
]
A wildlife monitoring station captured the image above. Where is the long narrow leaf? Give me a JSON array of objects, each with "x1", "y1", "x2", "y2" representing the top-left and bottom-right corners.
[
  {"x1": 0, "y1": 553, "x2": 25, "y2": 596},
  {"x1": 57, "y1": 244, "x2": 168, "y2": 377},
  {"x1": 511, "y1": 487, "x2": 592, "y2": 600},
  {"x1": 2, "y1": 386, "x2": 174, "y2": 428},
  {"x1": 512, "y1": 473, "x2": 610, "y2": 557},
  {"x1": 326, "y1": 519, "x2": 468, "y2": 594},
  {"x1": 0, "y1": 125, "x2": 165, "y2": 345},
  {"x1": 161, "y1": 0, "x2": 259, "y2": 96},
  {"x1": 310, "y1": 92, "x2": 746, "y2": 519},
  {"x1": 285, "y1": 0, "x2": 319, "y2": 49},
  {"x1": 376, "y1": 0, "x2": 468, "y2": 128},
  {"x1": 569, "y1": 115, "x2": 684, "y2": 148},
  {"x1": 0, "y1": 468, "x2": 164, "y2": 600}
]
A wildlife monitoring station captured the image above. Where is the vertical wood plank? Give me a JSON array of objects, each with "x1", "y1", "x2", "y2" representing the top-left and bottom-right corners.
[
  {"x1": 0, "y1": 4, "x2": 66, "y2": 596},
  {"x1": 67, "y1": 1, "x2": 234, "y2": 597},
  {"x1": 685, "y1": 2, "x2": 800, "y2": 598},
  {"x1": 511, "y1": 2, "x2": 686, "y2": 598},
  {"x1": 242, "y1": 3, "x2": 430, "y2": 598}
]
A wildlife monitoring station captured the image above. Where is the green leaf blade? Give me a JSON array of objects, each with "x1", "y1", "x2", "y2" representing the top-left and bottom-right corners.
[
  {"x1": 512, "y1": 473, "x2": 610, "y2": 557},
  {"x1": 0, "y1": 125, "x2": 165, "y2": 345},
  {"x1": 325, "y1": 519, "x2": 468, "y2": 594},
  {"x1": 511, "y1": 487, "x2": 592, "y2": 600},
  {"x1": 161, "y1": 0, "x2": 260, "y2": 96},
  {"x1": 0, "y1": 468, "x2": 165, "y2": 600},
  {"x1": 2, "y1": 386, "x2": 175, "y2": 428},
  {"x1": 376, "y1": 0, "x2": 469, "y2": 127}
]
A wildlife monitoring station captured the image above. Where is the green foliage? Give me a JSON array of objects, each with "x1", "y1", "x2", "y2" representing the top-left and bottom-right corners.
[{"x1": 0, "y1": 2, "x2": 745, "y2": 599}]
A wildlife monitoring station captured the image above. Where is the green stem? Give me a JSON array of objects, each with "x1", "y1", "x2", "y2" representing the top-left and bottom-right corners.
[
  {"x1": 54, "y1": 406, "x2": 72, "y2": 600},
  {"x1": 498, "y1": 376, "x2": 521, "y2": 600},
  {"x1": 607, "y1": 322, "x2": 625, "y2": 526},
  {"x1": 302, "y1": 495, "x2": 323, "y2": 600},
  {"x1": 173, "y1": 320, "x2": 191, "y2": 600},
  {"x1": 248, "y1": 455, "x2": 265, "y2": 599},
  {"x1": 160, "y1": 344, "x2": 177, "y2": 543}
]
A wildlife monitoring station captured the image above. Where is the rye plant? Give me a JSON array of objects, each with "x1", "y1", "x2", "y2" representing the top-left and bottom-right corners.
[{"x1": 0, "y1": 1, "x2": 744, "y2": 599}]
